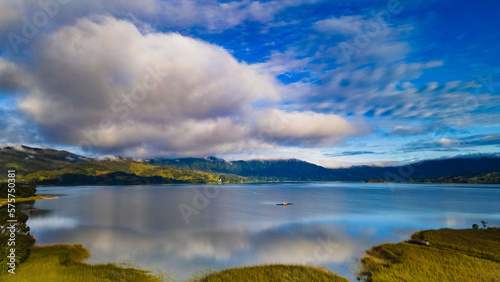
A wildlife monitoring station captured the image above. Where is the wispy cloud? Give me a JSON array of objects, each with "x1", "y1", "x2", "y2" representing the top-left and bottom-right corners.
[
  {"x1": 387, "y1": 126, "x2": 426, "y2": 136},
  {"x1": 400, "y1": 134, "x2": 500, "y2": 152},
  {"x1": 324, "y1": 151, "x2": 376, "y2": 157}
]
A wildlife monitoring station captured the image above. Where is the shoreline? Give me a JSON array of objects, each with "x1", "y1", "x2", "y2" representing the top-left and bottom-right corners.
[
  {"x1": 9, "y1": 227, "x2": 499, "y2": 281},
  {"x1": 0, "y1": 195, "x2": 58, "y2": 208},
  {"x1": 32, "y1": 180, "x2": 500, "y2": 188},
  {"x1": 3, "y1": 187, "x2": 498, "y2": 280},
  {"x1": 0, "y1": 244, "x2": 163, "y2": 281},
  {"x1": 2, "y1": 226, "x2": 498, "y2": 280}
]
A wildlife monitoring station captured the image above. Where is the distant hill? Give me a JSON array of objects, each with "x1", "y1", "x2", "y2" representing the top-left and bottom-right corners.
[
  {"x1": 0, "y1": 145, "x2": 86, "y2": 177},
  {"x1": 149, "y1": 156, "x2": 500, "y2": 183},
  {"x1": 1, "y1": 145, "x2": 500, "y2": 184},
  {"x1": 148, "y1": 157, "x2": 334, "y2": 181},
  {"x1": 332, "y1": 157, "x2": 500, "y2": 183}
]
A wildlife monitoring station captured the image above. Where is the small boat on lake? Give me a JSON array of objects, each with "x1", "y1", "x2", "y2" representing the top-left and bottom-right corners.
[{"x1": 277, "y1": 202, "x2": 294, "y2": 206}]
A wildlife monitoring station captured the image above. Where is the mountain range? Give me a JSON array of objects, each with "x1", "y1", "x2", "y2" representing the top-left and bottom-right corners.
[
  {"x1": 1, "y1": 145, "x2": 500, "y2": 185},
  {"x1": 148, "y1": 155, "x2": 500, "y2": 183}
]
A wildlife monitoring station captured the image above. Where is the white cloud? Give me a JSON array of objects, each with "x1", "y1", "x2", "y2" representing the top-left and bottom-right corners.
[
  {"x1": 93, "y1": 155, "x2": 121, "y2": 161},
  {"x1": 255, "y1": 110, "x2": 356, "y2": 145},
  {"x1": 0, "y1": 0, "x2": 326, "y2": 47},
  {"x1": 314, "y1": 15, "x2": 365, "y2": 35},
  {"x1": 8, "y1": 16, "x2": 359, "y2": 158},
  {"x1": 0, "y1": 58, "x2": 30, "y2": 91},
  {"x1": 14, "y1": 17, "x2": 279, "y2": 157},
  {"x1": 437, "y1": 138, "x2": 457, "y2": 147},
  {"x1": 8, "y1": 144, "x2": 37, "y2": 154},
  {"x1": 401, "y1": 134, "x2": 500, "y2": 152},
  {"x1": 156, "y1": 0, "x2": 324, "y2": 30}
]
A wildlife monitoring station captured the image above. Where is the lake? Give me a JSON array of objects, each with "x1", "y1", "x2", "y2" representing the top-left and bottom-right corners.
[{"x1": 22, "y1": 183, "x2": 500, "y2": 281}]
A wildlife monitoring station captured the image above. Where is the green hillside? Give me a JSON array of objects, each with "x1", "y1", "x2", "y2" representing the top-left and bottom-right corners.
[
  {"x1": 24, "y1": 159, "x2": 243, "y2": 185},
  {"x1": 0, "y1": 146, "x2": 243, "y2": 185},
  {"x1": 0, "y1": 146, "x2": 85, "y2": 180},
  {"x1": 149, "y1": 157, "x2": 337, "y2": 181},
  {"x1": 2, "y1": 145, "x2": 500, "y2": 185}
]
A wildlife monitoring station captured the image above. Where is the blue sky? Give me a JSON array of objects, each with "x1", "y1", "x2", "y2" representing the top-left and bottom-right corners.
[{"x1": 0, "y1": 0, "x2": 499, "y2": 167}]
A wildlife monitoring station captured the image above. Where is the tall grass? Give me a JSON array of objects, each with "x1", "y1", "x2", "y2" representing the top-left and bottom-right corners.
[
  {"x1": 195, "y1": 264, "x2": 348, "y2": 282},
  {"x1": 0, "y1": 244, "x2": 165, "y2": 282},
  {"x1": 359, "y1": 228, "x2": 500, "y2": 281}
]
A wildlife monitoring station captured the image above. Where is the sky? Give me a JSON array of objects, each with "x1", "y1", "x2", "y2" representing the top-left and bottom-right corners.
[{"x1": 0, "y1": 0, "x2": 499, "y2": 167}]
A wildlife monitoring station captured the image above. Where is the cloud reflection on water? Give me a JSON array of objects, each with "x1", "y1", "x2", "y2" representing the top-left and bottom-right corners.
[
  {"x1": 31, "y1": 221, "x2": 359, "y2": 280},
  {"x1": 27, "y1": 184, "x2": 500, "y2": 281},
  {"x1": 27, "y1": 216, "x2": 79, "y2": 231}
]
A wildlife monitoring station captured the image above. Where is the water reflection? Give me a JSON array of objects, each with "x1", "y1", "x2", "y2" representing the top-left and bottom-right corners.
[{"x1": 25, "y1": 183, "x2": 500, "y2": 281}]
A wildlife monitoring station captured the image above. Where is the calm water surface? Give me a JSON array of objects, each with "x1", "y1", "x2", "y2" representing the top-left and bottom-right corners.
[{"x1": 22, "y1": 183, "x2": 500, "y2": 281}]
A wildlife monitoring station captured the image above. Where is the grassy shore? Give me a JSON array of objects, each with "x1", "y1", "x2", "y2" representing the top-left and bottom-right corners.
[
  {"x1": 197, "y1": 264, "x2": 348, "y2": 282},
  {"x1": 0, "y1": 195, "x2": 58, "y2": 207},
  {"x1": 4, "y1": 222, "x2": 499, "y2": 281},
  {"x1": 0, "y1": 244, "x2": 163, "y2": 282},
  {"x1": 1, "y1": 246, "x2": 348, "y2": 282},
  {"x1": 359, "y1": 227, "x2": 500, "y2": 281}
]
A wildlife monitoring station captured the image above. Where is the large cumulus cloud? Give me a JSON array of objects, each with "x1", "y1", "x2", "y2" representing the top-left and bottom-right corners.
[{"x1": 7, "y1": 17, "x2": 357, "y2": 157}]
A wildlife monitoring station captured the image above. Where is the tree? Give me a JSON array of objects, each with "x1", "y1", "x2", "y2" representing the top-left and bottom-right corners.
[
  {"x1": 0, "y1": 206, "x2": 36, "y2": 272},
  {"x1": 0, "y1": 182, "x2": 37, "y2": 198},
  {"x1": 0, "y1": 183, "x2": 7, "y2": 198},
  {"x1": 472, "y1": 223, "x2": 479, "y2": 230},
  {"x1": 481, "y1": 221, "x2": 488, "y2": 228}
]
